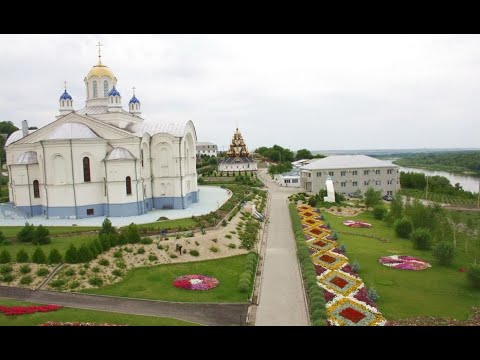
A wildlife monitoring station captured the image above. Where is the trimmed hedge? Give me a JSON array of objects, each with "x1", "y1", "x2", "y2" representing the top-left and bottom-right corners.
[
  {"x1": 238, "y1": 251, "x2": 258, "y2": 294},
  {"x1": 289, "y1": 204, "x2": 327, "y2": 326}
]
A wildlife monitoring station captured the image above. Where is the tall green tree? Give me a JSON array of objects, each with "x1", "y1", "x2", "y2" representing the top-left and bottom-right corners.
[
  {"x1": 364, "y1": 188, "x2": 382, "y2": 208},
  {"x1": 295, "y1": 149, "x2": 314, "y2": 160}
]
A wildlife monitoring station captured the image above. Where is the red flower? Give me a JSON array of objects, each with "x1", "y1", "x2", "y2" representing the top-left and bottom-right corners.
[{"x1": 0, "y1": 304, "x2": 62, "y2": 316}]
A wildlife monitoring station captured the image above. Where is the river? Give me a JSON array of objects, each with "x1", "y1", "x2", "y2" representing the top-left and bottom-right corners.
[{"x1": 384, "y1": 160, "x2": 480, "y2": 193}]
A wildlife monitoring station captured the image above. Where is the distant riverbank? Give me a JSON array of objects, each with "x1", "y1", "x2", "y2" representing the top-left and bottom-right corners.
[{"x1": 392, "y1": 159, "x2": 480, "y2": 176}]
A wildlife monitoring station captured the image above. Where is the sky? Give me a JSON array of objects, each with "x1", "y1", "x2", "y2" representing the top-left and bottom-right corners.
[{"x1": 1, "y1": 34, "x2": 479, "y2": 152}]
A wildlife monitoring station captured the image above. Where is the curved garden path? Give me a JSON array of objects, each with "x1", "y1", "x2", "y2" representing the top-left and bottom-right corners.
[
  {"x1": 254, "y1": 170, "x2": 309, "y2": 326},
  {"x1": 0, "y1": 286, "x2": 248, "y2": 326}
]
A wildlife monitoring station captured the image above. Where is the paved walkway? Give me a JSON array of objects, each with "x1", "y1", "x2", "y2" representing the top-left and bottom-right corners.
[
  {"x1": 255, "y1": 171, "x2": 309, "y2": 326},
  {"x1": 0, "y1": 286, "x2": 248, "y2": 326}
]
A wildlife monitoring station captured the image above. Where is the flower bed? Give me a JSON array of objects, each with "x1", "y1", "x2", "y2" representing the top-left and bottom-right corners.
[
  {"x1": 297, "y1": 205, "x2": 386, "y2": 326},
  {"x1": 0, "y1": 304, "x2": 62, "y2": 316},
  {"x1": 173, "y1": 274, "x2": 219, "y2": 291},
  {"x1": 343, "y1": 220, "x2": 372, "y2": 228},
  {"x1": 379, "y1": 255, "x2": 431, "y2": 271},
  {"x1": 39, "y1": 321, "x2": 127, "y2": 326}
]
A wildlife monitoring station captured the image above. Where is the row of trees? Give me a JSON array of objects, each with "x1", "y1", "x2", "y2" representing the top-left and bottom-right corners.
[
  {"x1": 400, "y1": 172, "x2": 476, "y2": 199},
  {"x1": 394, "y1": 151, "x2": 480, "y2": 174}
]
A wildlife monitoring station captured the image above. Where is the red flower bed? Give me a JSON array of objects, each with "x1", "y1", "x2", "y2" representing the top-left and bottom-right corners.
[
  {"x1": 314, "y1": 264, "x2": 327, "y2": 276},
  {"x1": 323, "y1": 289, "x2": 336, "y2": 303},
  {"x1": 331, "y1": 276, "x2": 348, "y2": 289},
  {"x1": 319, "y1": 254, "x2": 336, "y2": 264},
  {"x1": 339, "y1": 307, "x2": 366, "y2": 323},
  {"x1": 353, "y1": 287, "x2": 376, "y2": 307},
  {"x1": 0, "y1": 304, "x2": 62, "y2": 316}
]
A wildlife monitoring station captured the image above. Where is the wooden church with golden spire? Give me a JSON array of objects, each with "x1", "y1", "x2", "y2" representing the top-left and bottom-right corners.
[{"x1": 218, "y1": 128, "x2": 257, "y2": 174}]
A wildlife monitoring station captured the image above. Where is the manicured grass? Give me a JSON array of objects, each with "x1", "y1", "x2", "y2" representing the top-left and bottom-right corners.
[
  {"x1": 83, "y1": 254, "x2": 253, "y2": 303},
  {"x1": 0, "y1": 233, "x2": 97, "y2": 259},
  {"x1": 0, "y1": 226, "x2": 99, "y2": 239},
  {"x1": 323, "y1": 211, "x2": 480, "y2": 320},
  {"x1": 131, "y1": 218, "x2": 198, "y2": 232},
  {"x1": 0, "y1": 298, "x2": 199, "y2": 326}
]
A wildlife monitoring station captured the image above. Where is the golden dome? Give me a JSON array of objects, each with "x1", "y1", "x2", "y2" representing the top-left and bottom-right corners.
[{"x1": 86, "y1": 64, "x2": 114, "y2": 79}]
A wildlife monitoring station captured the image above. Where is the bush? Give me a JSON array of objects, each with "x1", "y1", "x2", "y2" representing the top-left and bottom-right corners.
[
  {"x1": 88, "y1": 277, "x2": 103, "y2": 287},
  {"x1": 367, "y1": 287, "x2": 380, "y2": 302},
  {"x1": 78, "y1": 244, "x2": 93, "y2": 263},
  {"x1": 209, "y1": 246, "x2": 219, "y2": 253},
  {"x1": 50, "y1": 279, "x2": 65, "y2": 289},
  {"x1": 31, "y1": 247, "x2": 47, "y2": 264},
  {"x1": 311, "y1": 308, "x2": 327, "y2": 321},
  {"x1": 238, "y1": 278, "x2": 251, "y2": 292},
  {"x1": 88, "y1": 242, "x2": 99, "y2": 259},
  {"x1": 19, "y1": 264, "x2": 31, "y2": 274},
  {"x1": 0, "y1": 249, "x2": 11, "y2": 264},
  {"x1": 112, "y1": 269, "x2": 124, "y2": 277},
  {"x1": 170, "y1": 254, "x2": 178, "y2": 259},
  {"x1": 137, "y1": 247, "x2": 146, "y2": 255},
  {"x1": 17, "y1": 222, "x2": 35, "y2": 243},
  {"x1": 115, "y1": 260, "x2": 126, "y2": 269},
  {"x1": 148, "y1": 254, "x2": 158, "y2": 261},
  {"x1": 20, "y1": 275, "x2": 33, "y2": 285},
  {"x1": 0, "y1": 265, "x2": 13, "y2": 274},
  {"x1": 394, "y1": 218, "x2": 413, "y2": 238},
  {"x1": 312, "y1": 319, "x2": 326, "y2": 326},
  {"x1": 307, "y1": 196, "x2": 317, "y2": 207},
  {"x1": 65, "y1": 244, "x2": 79, "y2": 264},
  {"x1": 48, "y1": 249, "x2": 63, "y2": 264},
  {"x1": 126, "y1": 223, "x2": 141, "y2": 244},
  {"x1": 228, "y1": 243, "x2": 236, "y2": 249},
  {"x1": 351, "y1": 261, "x2": 361, "y2": 273},
  {"x1": 113, "y1": 251, "x2": 122, "y2": 258},
  {"x1": 411, "y1": 228, "x2": 432, "y2": 250},
  {"x1": 69, "y1": 281, "x2": 80, "y2": 289},
  {"x1": 92, "y1": 267, "x2": 100, "y2": 273},
  {"x1": 140, "y1": 237, "x2": 153, "y2": 244},
  {"x1": 16, "y1": 249, "x2": 30, "y2": 263},
  {"x1": 1, "y1": 274, "x2": 14, "y2": 282},
  {"x1": 79, "y1": 269, "x2": 86, "y2": 276},
  {"x1": 33, "y1": 224, "x2": 51, "y2": 245},
  {"x1": 364, "y1": 188, "x2": 382, "y2": 208},
  {"x1": 432, "y1": 241, "x2": 455, "y2": 265},
  {"x1": 100, "y1": 218, "x2": 116, "y2": 236},
  {"x1": 339, "y1": 243, "x2": 346, "y2": 253},
  {"x1": 36, "y1": 268, "x2": 49, "y2": 277},
  {"x1": 373, "y1": 205, "x2": 388, "y2": 220},
  {"x1": 98, "y1": 258, "x2": 110, "y2": 266},
  {"x1": 467, "y1": 264, "x2": 480, "y2": 289},
  {"x1": 189, "y1": 249, "x2": 199, "y2": 257},
  {"x1": 65, "y1": 268, "x2": 75, "y2": 276}
]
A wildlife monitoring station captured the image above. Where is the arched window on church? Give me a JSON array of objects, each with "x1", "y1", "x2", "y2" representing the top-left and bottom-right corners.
[
  {"x1": 33, "y1": 180, "x2": 40, "y2": 198},
  {"x1": 126, "y1": 176, "x2": 132, "y2": 195},
  {"x1": 93, "y1": 81, "x2": 98, "y2": 98},
  {"x1": 103, "y1": 80, "x2": 108, "y2": 97},
  {"x1": 83, "y1": 157, "x2": 91, "y2": 182},
  {"x1": 61, "y1": 100, "x2": 64, "y2": 107},
  {"x1": 141, "y1": 149, "x2": 144, "y2": 167}
]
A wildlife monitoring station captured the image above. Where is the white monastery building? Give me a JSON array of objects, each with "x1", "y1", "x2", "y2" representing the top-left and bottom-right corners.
[
  {"x1": 196, "y1": 142, "x2": 218, "y2": 157},
  {"x1": 300, "y1": 155, "x2": 400, "y2": 196},
  {"x1": 4, "y1": 46, "x2": 199, "y2": 219}
]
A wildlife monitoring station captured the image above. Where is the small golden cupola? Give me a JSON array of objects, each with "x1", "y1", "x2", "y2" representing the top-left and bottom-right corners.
[{"x1": 226, "y1": 128, "x2": 250, "y2": 157}]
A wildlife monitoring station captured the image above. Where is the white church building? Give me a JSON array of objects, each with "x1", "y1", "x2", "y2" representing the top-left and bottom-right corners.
[{"x1": 4, "y1": 46, "x2": 199, "y2": 219}]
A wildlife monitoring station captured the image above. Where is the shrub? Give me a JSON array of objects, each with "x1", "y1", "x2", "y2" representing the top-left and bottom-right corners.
[
  {"x1": 31, "y1": 247, "x2": 47, "y2": 264},
  {"x1": 195, "y1": 241, "x2": 199, "y2": 246},
  {"x1": 311, "y1": 308, "x2": 327, "y2": 321},
  {"x1": 170, "y1": 254, "x2": 178, "y2": 259},
  {"x1": 50, "y1": 279, "x2": 65, "y2": 289},
  {"x1": 140, "y1": 237, "x2": 153, "y2": 244},
  {"x1": 126, "y1": 223, "x2": 141, "y2": 244},
  {"x1": 137, "y1": 247, "x2": 146, "y2": 255},
  {"x1": 20, "y1": 275, "x2": 33, "y2": 285},
  {"x1": 373, "y1": 205, "x2": 388, "y2": 220},
  {"x1": 99, "y1": 233, "x2": 112, "y2": 252},
  {"x1": 0, "y1": 249, "x2": 11, "y2": 264},
  {"x1": 92, "y1": 267, "x2": 100, "y2": 273},
  {"x1": 79, "y1": 269, "x2": 86, "y2": 276},
  {"x1": 17, "y1": 222, "x2": 35, "y2": 243},
  {"x1": 98, "y1": 258, "x2": 110, "y2": 266},
  {"x1": 351, "y1": 261, "x2": 361, "y2": 273},
  {"x1": 48, "y1": 249, "x2": 63, "y2": 264},
  {"x1": 33, "y1": 224, "x2": 51, "y2": 245},
  {"x1": 307, "y1": 196, "x2": 317, "y2": 207},
  {"x1": 411, "y1": 228, "x2": 432, "y2": 250},
  {"x1": 312, "y1": 319, "x2": 326, "y2": 326},
  {"x1": 189, "y1": 249, "x2": 199, "y2": 257},
  {"x1": 113, "y1": 251, "x2": 122, "y2": 258},
  {"x1": 467, "y1": 264, "x2": 480, "y2": 289},
  {"x1": 88, "y1": 242, "x2": 99, "y2": 259},
  {"x1": 0, "y1": 265, "x2": 13, "y2": 274},
  {"x1": 19, "y1": 264, "x2": 31, "y2": 274},
  {"x1": 16, "y1": 249, "x2": 30, "y2": 263},
  {"x1": 88, "y1": 277, "x2": 103, "y2": 287},
  {"x1": 225, "y1": 234, "x2": 232, "y2": 239},
  {"x1": 367, "y1": 287, "x2": 380, "y2": 302},
  {"x1": 1, "y1": 274, "x2": 14, "y2": 282},
  {"x1": 148, "y1": 254, "x2": 158, "y2": 261},
  {"x1": 209, "y1": 246, "x2": 219, "y2": 253},
  {"x1": 65, "y1": 268, "x2": 75, "y2": 276},
  {"x1": 112, "y1": 269, "x2": 124, "y2": 277},
  {"x1": 157, "y1": 244, "x2": 164, "y2": 250},
  {"x1": 69, "y1": 281, "x2": 80, "y2": 289},
  {"x1": 339, "y1": 243, "x2": 346, "y2": 253},
  {"x1": 65, "y1": 244, "x2": 79, "y2": 264},
  {"x1": 238, "y1": 278, "x2": 251, "y2": 292},
  {"x1": 78, "y1": 244, "x2": 94, "y2": 263},
  {"x1": 394, "y1": 218, "x2": 413, "y2": 239},
  {"x1": 115, "y1": 260, "x2": 126, "y2": 269},
  {"x1": 222, "y1": 220, "x2": 227, "y2": 227},
  {"x1": 228, "y1": 243, "x2": 236, "y2": 249},
  {"x1": 36, "y1": 268, "x2": 49, "y2": 277},
  {"x1": 93, "y1": 239, "x2": 103, "y2": 254},
  {"x1": 100, "y1": 218, "x2": 116, "y2": 236},
  {"x1": 432, "y1": 241, "x2": 455, "y2": 265}
]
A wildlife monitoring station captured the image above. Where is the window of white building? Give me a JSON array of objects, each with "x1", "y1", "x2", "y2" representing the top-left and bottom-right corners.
[
  {"x1": 375, "y1": 170, "x2": 381, "y2": 175},
  {"x1": 341, "y1": 171, "x2": 346, "y2": 176},
  {"x1": 352, "y1": 170, "x2": 357, "y2": 176},
  {"x1": 364, "y1": 170, "x2": 369, "y2": 175},
  {"x1": 328, "y1": 171, "x2": 334, "y2": 176},
  {"x1": 341, "y1": 182, "x2": 346, "y2": 187},
  {"x1": 353, "y1": 181, "x2": 358, "y2": 186},
  {"x1": 316, "y1": 172, "x2": 321, "y2": 177},
  {"x1": 376, "y1": 180, "x2": 381, "y2": 185}
]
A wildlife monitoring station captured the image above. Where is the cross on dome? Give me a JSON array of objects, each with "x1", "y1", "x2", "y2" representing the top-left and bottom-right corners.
[{"x1": 97, "y1": 42, "x2": 103, "y2": 65}]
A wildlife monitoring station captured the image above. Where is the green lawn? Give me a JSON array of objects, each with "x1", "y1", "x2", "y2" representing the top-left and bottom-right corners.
[
  {"x1": 323, "y1": 211, "x2": 480, "y2": 321},
  {"x1": 0, "y1": 298, "x2": 198, "y2": 326},
  {"x1": 0, "y1": 233, "x2": 97, "y2": 259},
  {"x1": 0, "y1": 226, "x2": 98, "y2": 239},
  {"x1": 132, "y1": 218, "x2": 198, "y2": 232},
  {"x1": 84, "y1": 254, "x2": 253, "y2": 303}
]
